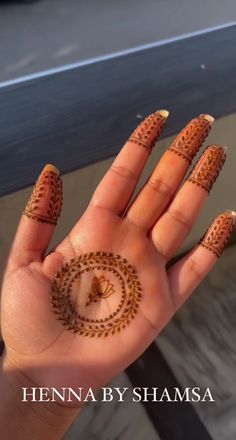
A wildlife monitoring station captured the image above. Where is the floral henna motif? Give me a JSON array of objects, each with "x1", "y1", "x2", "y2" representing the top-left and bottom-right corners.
[
  {"x1": 128, "y1": 110, "x2": 169, "y2": 152},
  {"x1": 188, "y1": 145, "x2": 226, "y2": 193},
  {"x1": 200, "y1": 211, "x2": 236, "y2": 257},
  {"x1": 85, "y1": 275, "x2": 115, "y2": 307},
  {"x1": 168, "y1": 115, "x2": 213, "y2": 164},
  {"x1": 50, "y1": 252, "x2": 142, "y2": 337},
  {"x1": 24, "y1": 164, "x2": 63, "y2": 225}
]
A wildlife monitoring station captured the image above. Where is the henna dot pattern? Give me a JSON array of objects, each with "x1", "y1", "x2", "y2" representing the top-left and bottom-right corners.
[{"x1": 50, "y1": 252, "x2": 142, "y2": 337}]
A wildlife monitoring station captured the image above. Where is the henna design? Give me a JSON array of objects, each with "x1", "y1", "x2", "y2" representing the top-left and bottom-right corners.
[
  {"x1": 85, "y1": 275, "x2": 115, "y2": 307},
  {"x1": 128, "y1": 110, "x2": 169, "y2": 152},
  {"x1": 188, "y1": 145, "x2": 226, "y2": 193},
  {"x1": 24, "y1": 164, "x2": 63, "y2": 225},
  {"x1": 168, "y1": 114, "x2": 213, "y2": 164},
  {"x1": 50, "y1": 252, "x2": 142, "y2": 337},
  {"x1": 200, "y1": 210, "x2": 236, "y2": 257}
]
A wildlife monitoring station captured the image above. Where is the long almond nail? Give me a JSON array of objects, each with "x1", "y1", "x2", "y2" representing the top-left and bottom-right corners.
[
  {"x1": 200, "y1": 210, "x2": 236, "y2": 257},
  {"x1": 24, "y1": 164, "x2": 63, "y2": 225},
  {"x1": 168, "y1": 114, "x2": 213, "y2": 163},
  {"x1": 128, "y1": 110, "x2": 169, "y2": 152},
  {"x1": 187, "y1": 145, "x2": 226, "y2": 193}
]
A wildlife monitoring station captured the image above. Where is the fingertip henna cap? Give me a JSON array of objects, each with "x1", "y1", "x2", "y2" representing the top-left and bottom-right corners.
[
  {"x1": 187, "y1": 144, "x2": 226, "y2": 193},
  {"x1": 200, "y1": 210, "x2": 236, "y2": 257},
  {"x1": 23, "y1": 163, "x2": 63, "y2": 225},
  {"x1": 128, "y1": 109, "x2": 169, "y2": 152},
  {"x1": 168, "y1": 114, "x2": 213, "y2": 164}
]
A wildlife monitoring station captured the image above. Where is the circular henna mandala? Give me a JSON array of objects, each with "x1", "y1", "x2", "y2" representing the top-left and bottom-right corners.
[{"x1": 50, "y1": 252, "x2": 142, "y2": 337}]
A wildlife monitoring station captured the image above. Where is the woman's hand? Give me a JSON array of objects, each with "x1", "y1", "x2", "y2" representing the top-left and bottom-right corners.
[{"x1": 1, "y1": 111, "x2": 235, "y2": 414}]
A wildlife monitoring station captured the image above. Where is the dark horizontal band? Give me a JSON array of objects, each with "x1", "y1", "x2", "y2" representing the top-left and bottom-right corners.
[{"x1": 1, "y1": 24, "x2": 236, "y2": 196}]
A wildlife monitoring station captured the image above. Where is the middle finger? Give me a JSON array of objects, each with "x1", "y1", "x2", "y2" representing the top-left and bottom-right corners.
[{"x1": 126, "y1": 114, "x2": 213, "y2": 230}]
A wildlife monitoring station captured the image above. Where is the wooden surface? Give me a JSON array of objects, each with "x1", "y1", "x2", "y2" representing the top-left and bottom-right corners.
[
  {"x1": 1, "y1": 24, "x2": 236, "y2": 196},
  {"x1": 1, "y1": 111, "x2": 236, "y2": 284},
  {"x1": 158, "y1": 244, "x2": 236, "y2": 440}
]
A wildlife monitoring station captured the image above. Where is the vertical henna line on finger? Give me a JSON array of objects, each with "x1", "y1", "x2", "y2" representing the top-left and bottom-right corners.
[
  {"x1": 50, "y1": 252, "x2": 142, "y2": 337},
  {"x1": 168, "y1": 114, "x2": 214, "y2": 163},
  {"x1": 187, "y1": 145, "x2": 226, "y2": 193},
  {"x1": 23, "y1": 164, "x2": 63, "y2": 225},
  {"x1": 128, "y1": 110, "x2": 169, "y2": 152},
  {"x1": 200, "y1": 210, "x2": 236, "y2": 257}
]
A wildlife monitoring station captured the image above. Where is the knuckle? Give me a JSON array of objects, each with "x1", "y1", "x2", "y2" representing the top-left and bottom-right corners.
[
  {"x1": 147, "y1": 176, "x2": 173, "y2": 201},
  {"x1": 110, "y1": 165, "x2": 137, "y2": 181},
  {"x1": 168, "y1": 207, "x2": 191, "y2": 232},
  {"x1": 187, "y1": 257, "x2": 203, "y2": 283}
]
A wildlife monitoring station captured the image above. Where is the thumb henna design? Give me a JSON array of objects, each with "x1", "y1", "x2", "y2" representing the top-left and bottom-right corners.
[{"x1": 24, "y1": 164, "x2": 63, "y2": 225}]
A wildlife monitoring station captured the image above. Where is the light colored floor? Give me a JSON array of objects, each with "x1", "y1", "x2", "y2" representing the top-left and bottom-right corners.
[
  {"x1": 158, "y1": 243, "x2": 236, "y2": 440},
  {"x1": 1, "y1": 0, "x2": 236, "y2": 82},
  {"x1": 64, "y1": 373, "x2": 161, "y2": 440}
]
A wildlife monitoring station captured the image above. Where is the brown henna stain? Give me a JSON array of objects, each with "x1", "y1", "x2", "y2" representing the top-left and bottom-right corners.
[
  {"x1": 24, "y1": 164, "x2": 63, "y2": 225},
  {"x1": 200, "y1": 210, "x2": 236, "y2": 257},
  {"x1": 168, "y1": 115, "x2": 213, "y2": 164},
  {"x1": 128, "y1": 110, "x2": 169, "y2": 152},
  {"x1": 188, "y1": 145, "x2": 226, "y2": 193},
  {"x1": 85, "y1": 275, "x2": 115, "y2": 307},
  {"x1": 50, "y1": 252, "x2": 142, "y2": 337}
]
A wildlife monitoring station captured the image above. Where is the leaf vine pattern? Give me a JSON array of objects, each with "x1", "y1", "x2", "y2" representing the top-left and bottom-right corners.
[
  {"x1": 50, "y1": 252, "x2": 142, "y2": 337},
  {"x1": 168, "y1": 116, "x2": 211, "y2": 163},
  {"x1": 200, "y1": 211, "x2": 236, "y2": 257},
  {"x1": 129, "y1": 111, "x2": 166, "y2": 152},
  {"x1": 24, "y1": 165, "x2": 63, "y2": 225},
  {"x1": 188, "y1": 145, "x2": 226, "y2": 193}
]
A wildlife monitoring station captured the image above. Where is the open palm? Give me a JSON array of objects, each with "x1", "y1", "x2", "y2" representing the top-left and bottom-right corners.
[{"x1": 1, "y1": 111, "x2": 233, "y2": 403}]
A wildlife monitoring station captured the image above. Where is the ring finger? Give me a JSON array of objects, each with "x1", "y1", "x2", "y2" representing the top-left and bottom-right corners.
[{"x1": 150, "y1": 144, "x2": 227, "y2": 260}]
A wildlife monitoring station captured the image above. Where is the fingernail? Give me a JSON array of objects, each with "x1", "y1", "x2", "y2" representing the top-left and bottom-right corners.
[
  {"x1": 187, "y1": 145, "x2": 226, "y2": 193},
  {"x1": 168, "y1": 114, "x2": 213, "y2": 163},
  {"x1": 200, "y1": 210, "x2": 236, "y2": 257},
  {"x1": 158, "y1": 109, "x2": 169, "y2": 118},
  {"x1": 24, "y1": 164, "x2": 63, "y2": 225},
  {"x1": 129, "y1": 109, "x2": 169, "y2": 152},
  {"x1": 199, "y1": 114, "x2": 215, "y2": 124}
]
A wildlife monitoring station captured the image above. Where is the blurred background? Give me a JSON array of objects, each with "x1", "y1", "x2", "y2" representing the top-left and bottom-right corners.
[{"x1": 0, "y1": 1, "x2": 236, "y2": 439}]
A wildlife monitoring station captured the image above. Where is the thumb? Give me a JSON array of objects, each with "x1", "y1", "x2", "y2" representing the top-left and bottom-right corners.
[{"x1": 9, "y1": 164, "x2": 63, "y2": 268}]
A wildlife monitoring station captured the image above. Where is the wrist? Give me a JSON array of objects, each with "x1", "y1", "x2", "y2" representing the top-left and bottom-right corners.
[{"x1": 0, "y1": 352, "x2": 80, "y2": 440}]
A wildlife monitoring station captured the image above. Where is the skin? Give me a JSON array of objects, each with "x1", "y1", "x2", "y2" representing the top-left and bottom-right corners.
[{"x1": 0, "y1": 112, "x2": 231, "y2": 439}]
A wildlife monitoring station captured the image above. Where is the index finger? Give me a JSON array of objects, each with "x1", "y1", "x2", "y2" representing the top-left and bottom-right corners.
[{"x1": 90, "y1": 110, "x2": 169, "y2": 215}]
